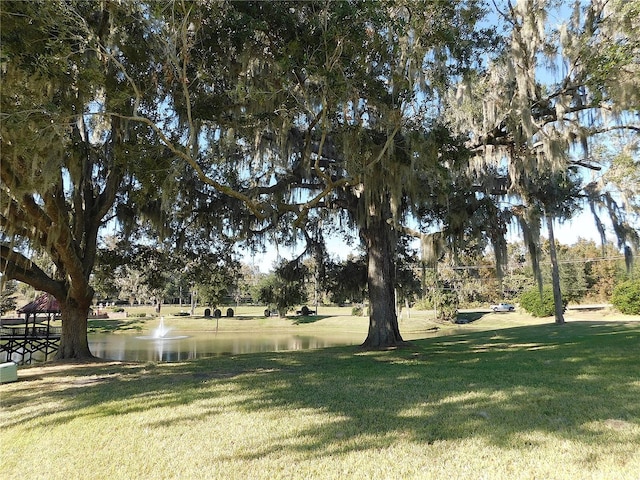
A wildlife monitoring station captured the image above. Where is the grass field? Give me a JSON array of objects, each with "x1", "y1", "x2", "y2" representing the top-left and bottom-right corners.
[{"x1": 1, "y1": 311, "x2": 639, "y2": 479}]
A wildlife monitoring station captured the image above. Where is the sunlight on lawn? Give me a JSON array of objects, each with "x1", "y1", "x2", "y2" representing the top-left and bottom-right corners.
[{"x1": 2, "y1": 319, "x2": 640, "y2": 479}]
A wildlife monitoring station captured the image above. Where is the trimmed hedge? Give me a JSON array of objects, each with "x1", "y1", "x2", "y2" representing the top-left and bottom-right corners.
[
  {"x1": 520, "y1": 285, "x2": 567, "y2": 317},
  {"x1": 611, "y1": 279, "x2": 640, "y2": 315}
]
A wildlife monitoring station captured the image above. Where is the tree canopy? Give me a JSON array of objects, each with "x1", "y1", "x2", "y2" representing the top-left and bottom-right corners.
[
  {"x1": 1, "y1": 1, "x2": 150, "y2": 358},
  {"x1": 450, "y1": 0, "x2": 639, "y2": 252}
]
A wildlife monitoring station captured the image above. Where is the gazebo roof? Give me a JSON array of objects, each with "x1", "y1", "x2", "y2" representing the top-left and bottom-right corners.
[{"x1": 18, "y1": 294, "x2": 61, "y2": 314}]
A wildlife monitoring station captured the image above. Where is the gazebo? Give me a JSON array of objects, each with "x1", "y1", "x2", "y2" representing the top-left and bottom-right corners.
[
  {"x1": 18, "y1": 293, "x2": 61, "y2": 325},
  {"x1": 0, "y1": 294, "x2": 62, "y2": 364}
]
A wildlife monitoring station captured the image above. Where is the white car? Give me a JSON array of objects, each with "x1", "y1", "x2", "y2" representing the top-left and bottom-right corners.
[{"x1": 491, "y1": 303, "x2": 515, "y2": 312}]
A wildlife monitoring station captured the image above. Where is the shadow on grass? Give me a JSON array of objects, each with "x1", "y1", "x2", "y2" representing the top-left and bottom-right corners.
[
  {"x1": 292, "y1": 315, "x2": 333, "y2": 325},
  {"x1": 87, "y1": 318, "x2": 147, "y2": 333},
  {"x1": 4, "y1": 321, "x2": 640, "y2": 458},
  {"x1": 455, "y1": 310, "x2": 490, "y2": 324}
]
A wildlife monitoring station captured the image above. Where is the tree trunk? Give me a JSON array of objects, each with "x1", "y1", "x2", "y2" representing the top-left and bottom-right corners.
[
  {"x1": 546, "y1": 216, "x2": 565, "y2": 325},
  {"x1": 361, "y1": 209, "x2": 405, "y2": 349},
  {"x1": 55, "y1": 296, "x2": 95, "y2": 360},
  {"x1": 190, "y1": 289, "x2": 196, "y2": 316}
]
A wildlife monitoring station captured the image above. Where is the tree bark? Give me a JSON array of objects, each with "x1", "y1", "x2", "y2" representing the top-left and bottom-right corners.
[
  {"x1": 361, "y1": 205, "x2": 405, "y2": 349},
  {"x1": 55, "y1": 295, "x2": 95, "y2": 360},
  {"x1": 546, "y1": 216, "x2": 565, "y2": 325}
]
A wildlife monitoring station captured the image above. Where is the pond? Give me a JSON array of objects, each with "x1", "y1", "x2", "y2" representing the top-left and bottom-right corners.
[{"x1": 88, "y1": 331, "x2": 367, "y2": 362}]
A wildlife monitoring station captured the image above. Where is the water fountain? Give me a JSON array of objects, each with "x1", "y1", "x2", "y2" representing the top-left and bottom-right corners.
[
  {"x1": 153, "y1": 316, "x2": 171, "y2": 338},
  {"x1": 137, "y1": 317, "x2": 187, "y2": 341}
]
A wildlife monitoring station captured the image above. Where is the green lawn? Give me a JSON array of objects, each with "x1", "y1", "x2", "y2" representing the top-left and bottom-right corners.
[{"x1": 1, "y1": 315, "x2": 639, "y2": 479}]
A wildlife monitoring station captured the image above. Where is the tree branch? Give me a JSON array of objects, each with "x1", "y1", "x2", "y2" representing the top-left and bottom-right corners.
[{"x1": 0, "y1": 245, "x2": 65, "y2": 298}]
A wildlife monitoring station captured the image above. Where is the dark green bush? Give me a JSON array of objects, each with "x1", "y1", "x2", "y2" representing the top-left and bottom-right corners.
[
  {"x1": 351, "y1": 306, "x2": 364, "y2": 316},
  {"x1": 520, "y1": 286, "x2": 566, "y2": 317},
  {"x1": 611, "y1": 279, "x2": 640, "y2": 314},
  {"x1": 431, "y1": 281, "x2": 459, "y2": 323}
]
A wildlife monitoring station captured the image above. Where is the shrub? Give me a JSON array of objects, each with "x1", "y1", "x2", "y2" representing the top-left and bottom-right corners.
[
  {"x1": 413, "y1": 298, "x2": 433, "y2": 310},
  {"x1": 174, "y1": 312, "x2": 190, "y2": 316},
  {"x1": 435, "y1": 292, "x2": 459, "y2": 323},
  {"x1": 129, "y1": 312, "x2": 147, "y2": 318},
  {"x1": 611, "y1": 279, "x2": 640, "y2": 314},
  {"x1": 430, "y1": 282, "x2": 459, "y2": 323},
  {"x1": 351, "y1": 306, "x2": 364, "y2": 316},
  {"x1": 520, "y1": 286, "x2": 566, "y2": 317}
]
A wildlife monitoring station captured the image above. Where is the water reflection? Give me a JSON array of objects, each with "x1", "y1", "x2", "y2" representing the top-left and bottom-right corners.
[{"x1": 88, "y1": 332, "x2": 365, "y2": 362}]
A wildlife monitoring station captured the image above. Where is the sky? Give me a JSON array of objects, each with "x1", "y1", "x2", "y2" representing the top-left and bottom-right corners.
[{"x1": 552, "y1": 211, "x2": 608, "y2": 245}]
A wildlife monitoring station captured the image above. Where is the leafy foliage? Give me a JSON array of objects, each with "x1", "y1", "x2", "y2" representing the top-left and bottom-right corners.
[
  {"x1": 0, "y1": 279, "x2": 18, "y2": 315},
  {"x1": 520, "y1": 286, "x2": 567, "y2": 318},
  {"x1": 434, "y1": 280, "x2": 460, "y2": 323},
  {"x1": 323, "y1": 257, "x2": 367, "y2": 305},
  {"x1": 449, "y1": 0, "x2": 640, "y2": 311},
  {"x1": 254, "y1": 260, "x2": 309, "y2": 316},
  {"x1": 0, "y1": 0, "x2": 156, "y2": 358},
  {"x1": 611, "y1": 279, "x2": 640, "y2": 315},
  {"x1": 94, "y1": 236, "x2": 239, "y2": 309},
  {"x1": 195, "y1": 261, "x2": 239, "y2": 309}
]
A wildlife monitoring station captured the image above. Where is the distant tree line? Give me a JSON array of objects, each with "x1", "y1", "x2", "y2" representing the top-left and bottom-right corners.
[{"x1": 81, "y1": 237, "x2": 635, "y2": 319}]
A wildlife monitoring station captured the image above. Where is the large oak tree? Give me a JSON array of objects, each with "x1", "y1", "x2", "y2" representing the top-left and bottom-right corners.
[
  {"x1": 1, "y1": 1, "x2": 160, "y2": 358},
  {"x1": 122, "y1": 0, "x2": 493, "y2": 348}
]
